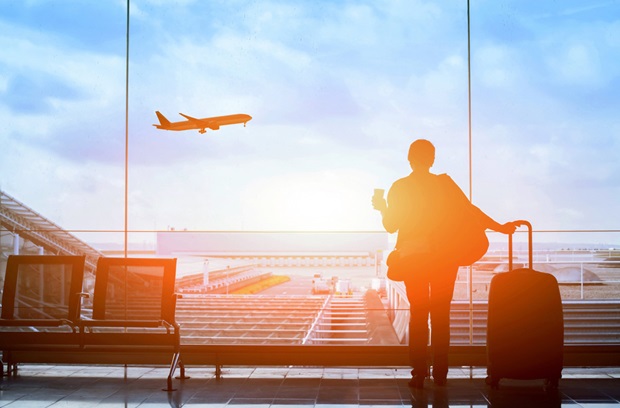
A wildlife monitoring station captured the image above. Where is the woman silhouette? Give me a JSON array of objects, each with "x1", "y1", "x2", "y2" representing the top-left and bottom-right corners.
[{"x1": 372, "y1": 139, "x2": 516, "y2": 388}]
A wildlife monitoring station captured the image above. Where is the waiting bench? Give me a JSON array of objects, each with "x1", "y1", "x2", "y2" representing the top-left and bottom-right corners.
[
  {"x1": 0, "y1": 255, "x2": 186, "y2": 391},
  {"x1": 4, "y1": 256, "x2": 620, "y2": 386},
  {"x1": 0, "y1": 255, "x2": 85, "y2": 372}
]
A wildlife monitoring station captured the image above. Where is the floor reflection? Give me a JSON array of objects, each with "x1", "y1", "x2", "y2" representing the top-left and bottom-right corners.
[{"x1": 0, "y1": 365, "x2": 618, "y2": 407}]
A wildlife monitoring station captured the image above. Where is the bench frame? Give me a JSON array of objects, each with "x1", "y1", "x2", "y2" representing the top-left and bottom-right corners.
[{"x1": 1, "y1": 256, "x2": 186, "y2": 391}]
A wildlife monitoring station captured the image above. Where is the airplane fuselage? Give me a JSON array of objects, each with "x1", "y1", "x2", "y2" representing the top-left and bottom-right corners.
[{"x1": 154, "y1": 112, "x2": 252, "y2": 133}]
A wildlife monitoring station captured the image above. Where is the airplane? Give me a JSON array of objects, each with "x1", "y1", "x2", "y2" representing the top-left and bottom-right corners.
[{"x1": 153, "y1": 111, "x2": 252, "y2": 134}]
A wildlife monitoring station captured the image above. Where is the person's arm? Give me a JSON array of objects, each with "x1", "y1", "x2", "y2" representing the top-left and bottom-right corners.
[
  {"x1": 441, "y1": 174, "x2": 517, "y2": 235},
  {"x1": 381, "y1": 186, "x2": 400, "y2": 233},
  {"x1": 472, "y1": 205, "x2": 517, "y2": 235}
]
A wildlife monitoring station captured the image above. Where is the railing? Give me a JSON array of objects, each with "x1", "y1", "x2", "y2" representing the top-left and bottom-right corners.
[
  {"x1": 455, "y1": 258, "x2": 620, "y2": 301},
  {"x1": 386, "y1": 258, "x2": 620, "y2": 346}
]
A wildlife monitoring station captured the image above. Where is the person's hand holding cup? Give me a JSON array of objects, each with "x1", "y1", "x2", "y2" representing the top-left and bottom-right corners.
[{"x1": 372, "y1": 188, "x2": 387, "y2": 212}]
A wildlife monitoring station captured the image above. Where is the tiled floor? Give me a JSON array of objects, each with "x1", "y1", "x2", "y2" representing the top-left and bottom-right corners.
[{"x1": 1, "y1": 365, "x2": 619, "y2": 407}]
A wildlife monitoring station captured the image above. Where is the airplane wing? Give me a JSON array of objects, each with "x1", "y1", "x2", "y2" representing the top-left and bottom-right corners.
[
  {"x1": 178, "y1": 113, "x2": 203, "y2": 124},
  {"x1": 179, "y1": 113, "x2": 220, "y2": 131}
]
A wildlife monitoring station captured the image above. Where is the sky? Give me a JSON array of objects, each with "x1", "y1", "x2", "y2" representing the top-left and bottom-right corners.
[{"x1": 1, "y1": 0, "x2": 619, "y2": 245}]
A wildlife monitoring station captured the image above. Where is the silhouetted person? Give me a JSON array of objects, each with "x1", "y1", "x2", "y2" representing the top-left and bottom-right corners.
[{"x1": 372, "y1": 139, "x2": 516, "y2": 388}]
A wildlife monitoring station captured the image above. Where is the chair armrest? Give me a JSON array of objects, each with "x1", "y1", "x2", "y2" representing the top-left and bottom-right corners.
[{"x1": 60, "y1": 319, "x2": 79, "y2": 333}]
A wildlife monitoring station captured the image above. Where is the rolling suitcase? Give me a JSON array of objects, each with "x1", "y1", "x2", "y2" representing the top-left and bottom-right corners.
[{"x1": 485, "y1": 220, "x2": 564, "y2": 389}]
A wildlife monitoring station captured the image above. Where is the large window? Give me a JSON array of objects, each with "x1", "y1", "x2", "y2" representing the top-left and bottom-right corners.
[{"x1": 1, "y1": 1, "x2": 618, "y2": 347}]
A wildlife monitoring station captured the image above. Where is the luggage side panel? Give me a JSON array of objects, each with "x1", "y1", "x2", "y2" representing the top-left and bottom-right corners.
[{"x1": 487, "y1": 268, "x2": 564, "y2": 382}]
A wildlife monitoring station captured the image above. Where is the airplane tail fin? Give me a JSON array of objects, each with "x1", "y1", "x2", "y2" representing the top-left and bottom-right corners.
[{"x1": 154, "y1": 111, "x2": 171, "y2": 128}]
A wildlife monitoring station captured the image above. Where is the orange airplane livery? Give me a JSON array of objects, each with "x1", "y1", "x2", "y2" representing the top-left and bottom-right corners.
[{"x1": 153, "y1": 111, "x2": 252, "y2": 134}]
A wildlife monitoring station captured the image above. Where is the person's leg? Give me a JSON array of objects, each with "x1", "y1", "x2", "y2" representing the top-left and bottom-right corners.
[
  {"x1": 405, "y1": 271, "x2": 431, "y2": 385},
  {"x1": 429, "y1": 265, "x2": 459, "y2": 384}
]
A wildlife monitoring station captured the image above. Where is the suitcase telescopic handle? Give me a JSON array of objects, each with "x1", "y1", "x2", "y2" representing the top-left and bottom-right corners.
[{"x1": 508, "y1": 220, "x2": 533, "y2": 270}]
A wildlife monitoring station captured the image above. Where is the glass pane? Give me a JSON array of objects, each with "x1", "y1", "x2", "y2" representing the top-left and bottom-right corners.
[
  {"x1": 0, "y1": 2, "x2": 126, "y2": 233},
  {"x1": 1, "y1": 0, "x2": 618, "y2": 351},
  {"x1": 103, "y1": 264, "x2": 165, "y2": 321},
  {"x1": 14, "y1": 263, "x2": 73, "y2": 320}
]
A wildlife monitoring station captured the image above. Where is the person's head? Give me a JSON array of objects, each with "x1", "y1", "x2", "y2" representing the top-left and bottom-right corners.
[{"x1": 408, "y1": 139, "x2": 435, "y2": 170}]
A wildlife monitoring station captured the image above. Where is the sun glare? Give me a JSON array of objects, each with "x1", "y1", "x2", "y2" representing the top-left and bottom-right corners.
[{"x1": 243, "y1": 171, "x2": 377, "y2": 231}]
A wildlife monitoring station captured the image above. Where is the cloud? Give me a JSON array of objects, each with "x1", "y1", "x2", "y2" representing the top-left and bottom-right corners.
[
  {"x1": 545, "y1": 43, "x2": 603, "y2": 87},
  {"x1": 0, "y1": 1, "x2": 127, "y2": 53},
  {"x1": 2, "y1": 73, "x2": 83, "y2": 114},
  {"x1": 0, "y1": 135, "x2": 125, "y2": 231},
  {"x1": 1, "y1": 1, "x2": 619, "y2": 234},
  {"x1": 0, "y1": 17, "x2": 128, "y2": 163},
  {"x1": 475, "y1": 44, "x2": 524, "y2": 90},
  {"x1": 0, "y1": 1, "x2": 471, "y2": 169}
]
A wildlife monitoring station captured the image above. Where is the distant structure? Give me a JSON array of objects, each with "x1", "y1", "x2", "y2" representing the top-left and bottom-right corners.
[
  {"x1": 157, "y1": 231, "x2": 389, "y2": 268},
  {"x1": 0, "y1": 190, "x2": 102, "y2": 275}
]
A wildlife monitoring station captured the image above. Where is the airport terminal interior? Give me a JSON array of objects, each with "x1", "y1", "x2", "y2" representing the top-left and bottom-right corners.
[{"x1": 2, "y1": 2, "x2": 620, "y2": 407}]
